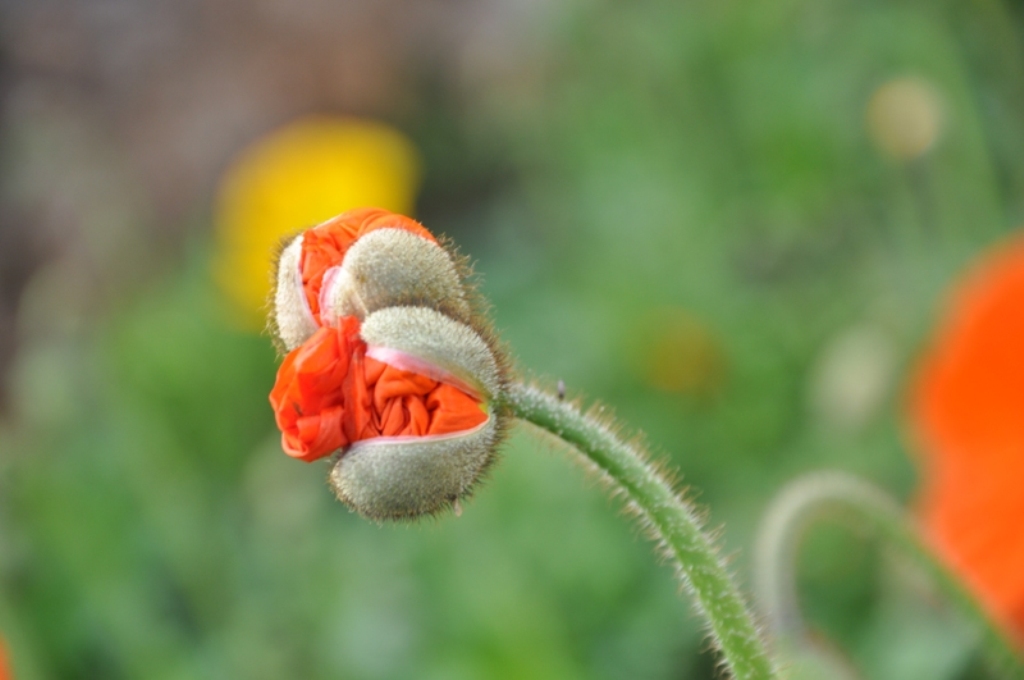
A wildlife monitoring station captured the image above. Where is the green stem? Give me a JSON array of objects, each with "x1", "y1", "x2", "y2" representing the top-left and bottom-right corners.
[
  {"x1": 754, "y1": 471, "x2": 1024, "y2": 678},
  {"x1": 505, "y1": 382, "x2": 779, "y2": 680}
]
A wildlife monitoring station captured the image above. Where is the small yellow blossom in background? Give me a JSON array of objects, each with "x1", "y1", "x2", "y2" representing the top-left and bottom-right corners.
[
  {"x1": 214, "y1": 116, "x2": 421, "y2": 328},
  {"x1": 636, "y1": 307, "x2": 726, "y2": 398},
  {"x1": 865, "y1": 77, "x2": 944, "y2": 161},
  {"x1": 808, "y1": 324, "x2": 897, "y2": 432}
]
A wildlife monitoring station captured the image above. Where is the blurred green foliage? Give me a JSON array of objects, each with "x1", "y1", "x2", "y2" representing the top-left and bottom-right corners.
[{"x1": 3, "y1": 0, "x2": 1024, "y2": 677}]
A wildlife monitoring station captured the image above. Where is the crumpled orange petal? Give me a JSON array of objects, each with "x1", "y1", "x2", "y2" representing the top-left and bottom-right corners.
[
  {"x1": 269, "y1": 316, "x2": 487, "y2": 462},
  {"x1": 299, "y1": 207, "x2": 435, "y2": 323},
  {"x1": 908, "y1": 234, "x2": 1024, "y2": 645}
]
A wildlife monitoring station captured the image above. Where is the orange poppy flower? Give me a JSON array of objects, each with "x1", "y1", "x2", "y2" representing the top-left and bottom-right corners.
[
  {"x1": 269, "y1": 209, "x2": 489, "y2": 464},
  {"x1": 908, "y1": 234, "x2": 1024, "y2": 646},
  {"x1": 0, "y1": 638, "x2": 10, "y2": 680},
  {"x1": 269, "y1": 316, "x2": 487, "y2": 462}
]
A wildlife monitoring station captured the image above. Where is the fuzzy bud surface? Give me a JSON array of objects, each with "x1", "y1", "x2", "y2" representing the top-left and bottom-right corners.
[{"x1": 269, "y1": 208, "x2": 506, "y2": 519}]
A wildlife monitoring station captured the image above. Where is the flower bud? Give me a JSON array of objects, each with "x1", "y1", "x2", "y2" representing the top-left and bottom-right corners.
[
  {"x1": 268, "y1": 208, "x2": 508, "y2": 520},
  {"x1": 320, "y1": 228, "x2": 470, "y2": 327},
  {"x1": 358, "y1": 306, "x2": 500, "y2": 402},
  {"x1": 273, "y1": 235, "x2": 319, "y2": 351},
  {"x1": 272, "y1": 209, "x2": 469, "y2": 351},
  {"x1": 329, "y1": 306, "x2": 503, "y2": 519},
  {"x1": 331, "y1": 406, "x2": 500, "y2": 520}
]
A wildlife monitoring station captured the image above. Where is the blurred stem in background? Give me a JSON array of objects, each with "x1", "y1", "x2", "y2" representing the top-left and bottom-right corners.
[
  {"x1": 507, "y1": 382, "x2": 780, "y2": 680},
  {"x1": 755, "y1": 472, "x2": 1024, "y2": 679}
]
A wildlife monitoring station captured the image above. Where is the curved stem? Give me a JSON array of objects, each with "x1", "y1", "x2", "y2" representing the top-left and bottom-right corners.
[
  {"x1": 754, "y1": 471, "x2": 1024, "y2": 678},
  {"x1": 505, "y1": 382, "x2": 779, "y2": 680}
]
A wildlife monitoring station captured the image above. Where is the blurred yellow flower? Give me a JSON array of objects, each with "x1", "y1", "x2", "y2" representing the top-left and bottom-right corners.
[
  {"x1": 866, "y1": 77, "x2": 943, "y2": 161},
  {"x1": 214, "y1": 116, "x2": 420, "y2": 328}
]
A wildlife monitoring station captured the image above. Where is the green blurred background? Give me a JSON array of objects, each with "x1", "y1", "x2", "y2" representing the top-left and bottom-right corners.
[{"x1": 1, "y1": 0, "x2": 1022, "y2": 677}]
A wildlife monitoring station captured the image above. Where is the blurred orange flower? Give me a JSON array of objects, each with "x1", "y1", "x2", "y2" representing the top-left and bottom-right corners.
[
  {"x1": 908, "y1": 234, "x2": 1024, "y2": 646},
  {"x1": 214, "y1": 117, "x2": 420, "y2": 328},
  {"x1": 0, "y1": 637, "x2": 10, "y2": 680}
]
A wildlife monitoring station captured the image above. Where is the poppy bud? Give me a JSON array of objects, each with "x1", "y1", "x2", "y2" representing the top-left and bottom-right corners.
[
  {"x1": 273, "y1": 236, "x2": 320, "y2": 351},
  {"x1": 272, "y1": 209, "x2": 469, "y2": 351},
  {"x1": 268, "y1": 208, "x2": 508, "y2": 520},
  {"x1": 319, "y1": 228, "x2": 470, "y2": 327},
  {"x1": 330, "y1": 420, "x2": 500, "y2": 521},
  {"x1": 330, "y1": 306, "x2": 503, "y2": 519},
  {"x1": 358, "y1": 306, "x2": 501, "y2": 401}
]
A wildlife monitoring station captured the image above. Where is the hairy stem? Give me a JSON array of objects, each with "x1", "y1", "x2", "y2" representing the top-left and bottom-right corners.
[
  {"x1": 754, "y1": 471, "x2": 1024, "y2": 678},
  {"x1": 505, "y1": 382, "x2": 778, "y2": 680}
]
